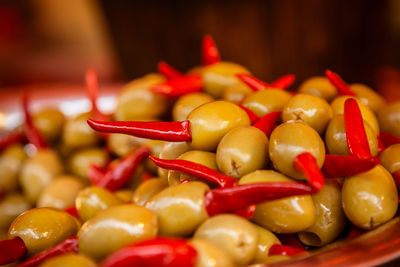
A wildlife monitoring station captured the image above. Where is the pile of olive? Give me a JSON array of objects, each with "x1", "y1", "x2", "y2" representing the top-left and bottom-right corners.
[{"x1": 1, "y1": 37, "x2": 400, "y2": 267}]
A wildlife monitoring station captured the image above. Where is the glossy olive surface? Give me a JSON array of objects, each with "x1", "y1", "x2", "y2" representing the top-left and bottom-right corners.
[
  {"x1": 297, "y1": 76, "x2": 337, "y2": 101},
  {"x1": 62, "y1": 113, "x2": 99, "y2": 149},
  {"x1": 253, "y1": 224, "x2": 281, "y2": 264},
  {"x1": 0, "y1": 144, "x2": 26, "y2": 193},
  {"x1": 378, "y1": 101, "x2": 400, "y2": 138},
  {"x1": 380, "y1": 144, "x2": 400, "y2": 173},
  {"x1": 132, "y1": 178, "x2": 168, "y2": 206},
  {"x1": 172, "y1": 92, "x2": 214, "y2": 122},
  {"x1": 67, "y1": 148, "x2": 108, "y2": 181},
  {"x1": 114, "y1": 189, "x2": 134, "y2": 203},
  {"x1": 157, "y1": 142, "x2": 191, "y2": 180},
  {"x1": 222, "y1": 82, "x2": 252, "y2": 104},
  {"x1": 33, "y1": 108, "x2": 65, "y2": 142},
  {"x1": 107, "y1": 133, "x2": 142, "y2": 157},
  {"x1": 39, "y1": 253, "x2": 97, "y2": 267},
  {"x1": 350, "y1": 83, "x2": 386, "y2": 114},
  {"x1": 0, "y1": 193, "x2": 31, "y2": 230},
  {"x1": 189, "y1": 238, "x2": 234, "y2": 267},
  {"x1": 78, "y1": 204, "x2": 158, "y2": 261},
  {"x1": 242, "y1": 89, "x2": 292, "y2": 117}
]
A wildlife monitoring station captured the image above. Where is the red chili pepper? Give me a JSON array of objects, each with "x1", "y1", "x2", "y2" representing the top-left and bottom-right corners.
[
  {"x1": 149, "y1": 156, "x2": 238, "y2": 188},
  {"x1": 88, "y1": 164, "x2": 106, "y2": 185},
  {"x1": 100, "y1": 238, "x2": 197, "y2": 267},
  {"x1": 18, "y1": 236, "x2": 78, "y2": 267},
  {"x1": 236, "y1": 73, "x2": 269, "y2": 91},
  {"x1": 293, "y1": 152, "x2": 325, "y2": 193},
  {"x1": 204, "y1": 182, "x2": 312, "y2": 216},
  {"x1": 391, "y1": 170, "x2": 400, "y2": 192},
  {"x1": 89, "y1": 146, "x2": 150, "y2": 191},
  {"x1": 252, "y1": 111, "x2": 281, "y2": 137},
  {"x1": 202, "y1": 35, "x2": 221, "y2": 66},
  {"x1": 325, "y1": 70, "x2": 356, "y2": 96},
  {"x1": 377, "y1": 136, "x2": 386, "y2": 154},
  {"x1": 268, "y1": 244, "x2": 307, "y2": 256},
  {"x1": 151, "y1": 75, "x2": 203, "y2": 97},
  {"x1": 64, "y1": 206, "x2": 79, "y2": 218},
  {"x1": 239, "y1": 105, "x2": 259, "y2": 124},
  {"x1": 158, "y1": 61, "x2": 184, "y2": 80},
  {"x1": 0, "y1": 130, "x2": 24, "y2": 150},
  {"x1": 322, "y1": 154, "x2": 380, "y2": 178},
  {"x1": 87, "y1": 119, "x2": 192, "y2": 142},
  {"x1": 179, "y1": 179, "x2": 190, "y2": 184},
  {"x1": 141, "y1": 172, "x2": 152, "y2": 182},
  {"x1": 0, "y1": 237, "x2": 26, "y2": 265},
  {"x1": 234, "y1": 204, "x2": 256, "y2": 219},
  {"x1": 270, "y1": 74, "x2": 296, "y2": 90},
  {"x1": 379, "y1": 131, "x2": 400, "y2": 148},
  {"x1": 277, "y1": 234, "x2": 305, "y2": 250}
]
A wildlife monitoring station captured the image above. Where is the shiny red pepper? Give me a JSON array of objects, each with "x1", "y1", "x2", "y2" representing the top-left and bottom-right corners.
[
  {"x1": 293, "y1": 152, "x2": 325, "y2": 193},
  {"x1": 239, "y1": 105, "x2": 259, "y2": 124},
  {"x1": 100, "y1": 238, "x2": 197, "y2": 267},
  {"x1": 322, "y1": 155, "x2": 380, "y2": 178},
  {"x1": 158, "y1": 61, "x2": 184, "y2": 80},
  {"x1": 0, "y1": 130, "x2": 24, "y2": 151},
  {"x1": 252, "y1": 111, "x2": 281, "y2": 137},
  {"x1": 202, "y1": 35, "x2": 221, "y2": 66},
  {"x1": 268, "y1": 244, "x2": 307, "y2": 256},
  {"x1": 0, "y1": 237, "x2": 26, "y2": 265},
  {"x1": 270, "y1": 74, "x2": 296, "y2": 90},
  {"x1": 379, "y1": 131, "x2": 400, "y2": 148},
  {"x1": 277, "y1": 234, "x2": 305, "y2": 250},
  {"x1": 151, "y1": 75, "x2": 203, "y2": 97},
  {"x1": 64, "y1": 206, "x2": 79, "y2": 218},
  {"x1": 325, "y1": 70, "x2": 356, "y2": 96},
  {"x1": 236, "y1": 73, "x2": 269, "y2": 91}
]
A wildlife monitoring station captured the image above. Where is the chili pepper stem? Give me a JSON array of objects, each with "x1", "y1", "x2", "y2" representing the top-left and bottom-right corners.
[{"x1": 0, "y1": 237, "x2": 27, "y2": 265}]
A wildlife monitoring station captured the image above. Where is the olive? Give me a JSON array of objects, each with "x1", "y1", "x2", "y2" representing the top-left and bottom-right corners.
[
  {"x1": 239, "y1": 170, "x2": 316, "y2": 233},
  {"x1": 298, "y1": 180, "x2": 346, "y2": 247},
  {"x1": 107, "y1": 133, "x2": 142, "y2": 157},
  {"x1": 143, "y1": 139, "x2": 166, "y2": 175},
  {"x1": 78, "y1": 204, "x2": 158, "y2": 261},
  {"x1": 342, "y1": 165, "x2": 398, "y2": 229},
  {"x1": 39, "y1": 253, "x2": 97, "y2": 267},
  {"x1": 269, "y1": 122, "x2": 325, "y2": 180},
  {"x1": 62, "y1": 113, "x2": 100, "y2": 149},
  {"x1": 282, "y1": 94, "x2": 333, "y2": 134},
  {"x1": 222, "y1": 82, "x2": 252, "y2": 104},
  {"x1": 325, "y1": 115, "x2": 379, "y2": 156},
  {"x1": 157, "y1": 142, "x2": 191, "y2": 181},
  {"x1": 252, "y1": 224, "x2": 281, "y2": 264},
  {"x1": 349, "y1": 83, "x2": 386, "y2": 114},
  {"x1": 8, "y1": 208, "x2": 79, "y2": 256},
  {"x1": 189, "y1": 239, "x2": 234, "y2": 267},
  {"x1": 380, "y1": 144, "x2": 400, "y2": 173},
  {"x1": 0, "y1": 194, "x2": 31, "y2": 231},
  {"x1": 194, "y1": 214, "x2": 258, "y2": 265},
  {"x1": 297, "y1": 76, "x2": 337, "y2": 102},
  {"x1": 37, "y1": 175, "x2": 85, "y2": 210},
  {"x1": 378, "y1": 102, "x2": 400, "y2": 138},
  {"x1": 132, "y1": 178, "x2": 167, "y2": 206},
  {"x1": 114, "y1": 189, "x2": 134, "y2": 203},
  {"x1": 172, "y1": 92, "x2": 214, "y2": 122},
  {"x1": 201, "y1": 62, "x2": 250, "y2": 98},
  {"x1": 168, "y1": 150, "x2": 218, "y2": 185},
  {"x1": 67, "y1": 148, "x2": 108, "y2": 181},
  {"x1": 241, "y1": 89, "x2": 292, "y2": 117},
  {"x1": 330, "y1": 96, "x2": 379, "y2": 135},
  {"x1": 0, "y1": 144, "x2": 26, "y2": 193},
  {"x1": 33, "y1": 108, "x2": 65, "y2": 142},
  {"x1": 145, "y1": 181, "x2": 209, "y2": 236},
  {"x1": 216, "y1": 126, "x2": 268, "y2": 178},
  {"x1": 75, "y1": 186, "x2": 123, "y2": 222},
  {"x1": 19, "y1": 149, "x2": 63, "y2": 203},
  {"x1": 188, "y1": 101, "x2": 250, "y2": 151},
  {"x1": 114, "y1": 74, "x2": 169, "y2": 121}
]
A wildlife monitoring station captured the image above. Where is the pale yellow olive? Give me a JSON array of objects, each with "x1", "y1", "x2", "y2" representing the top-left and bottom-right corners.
[
  {"x1": 168, "y1": 150, "x2": 218, "y2": 185},
  {"x1": 297, "y1": 76, "x2": 337, "y2": 102},
  {"x1": 350, "y1": 83, "x2": 386, "y2": 114},
  {"x1": 145, "y1": 181, "x2": 209, "y2": 236},
  {"x1": 37, "y1": 175, "x2": 85, "y2": 210},
  {"x1": 0, "y1": 194, "x2": 31, "y2": 230},
  {"x1": 298, "y1": 180, "x2": 346, "y2": 247},
  {"x1": 67, "y1": 148, "x2": 108, "y2": 181},
  {"x1": 78, "y1": 204, "x2": 158, "y2": 261},
  {"x1": 114, "y1": 189, "x2": 134, "y2": 203},
  {"x1": 33, "y1": 108, "x2": 65, "y2": 142},
  {"x1": 132, "y1": 178, "x2": 168, "y2": 206},
  {"x1": 378, "y1": 102, "x2": 400, "y2": 138},
  {"x1": 20, "y1": 149, "x2": 63, "y2": 203},
  {"x1": 330, "y1": 95, "x2": 379, "y2": 135},
  {"x1": 62, "y1": 113, "x2": 99, "y2": 149},
  {"x1": 107, "y1": 133, "x2": 142, "y2": 157},
  {"x1": 242, "y1": 89, "x2": 292, "y2": 117},
  {"x1": 39, "y1": 253, "x2": 97, "y2": 267},
  {"x1": 252, "y1": 225, "x2": 281, "y2": 264},
  {"x1": 269, "y1": 122, "x2": 325, "y2": 180},
  {"x1": 202, "y1": 62, "x2": 250, "y2": 98},
  {"x1": 380, "y1": 144, "x2": 400, "y2": 173},
  {"x1": 222, "y1": 82, "x2": 252, "y2": 104},
  {"x1": 75, "y1": 186, "x2": 123, "y2": 222},
  {"x1": 282, "y1": 94, "x2": 333, "y2": 134},
  {"x1": 8, "y1": 208, "x2": 79, "y2": 256},
  {"x1": 143, "y1": 139, "x2": 167, "y2": 175},
  {"x1": 188, "y1": 101, "x2": 250, "y2": 151},
  {"x1": 189, "y1": 239, "x2": 234, "y2": 267},
  {"x1": 194, "y1": 214, "x2": 258, "y2": 266},
  {"x1": 0, "y1": 144, "x2": 26, "y2": 193},
  {"x1": 239, "y1": 170, "x2": 316, "y2": 233},
  {"x1": 342, "y1": 165, "x2": 398, "y2": 229},
  {"x1": 172, "y1": 93, "x2": 214, "y2": 122},
  {"x1": 325, "y1": 115, "x2": 379, "y2": 156},
  {"x1": 157, "y1": 142, "x2": 191, "y2": 181},
  {"x1": 216, "y1": 126, "x2": 268, "y2": 178}
]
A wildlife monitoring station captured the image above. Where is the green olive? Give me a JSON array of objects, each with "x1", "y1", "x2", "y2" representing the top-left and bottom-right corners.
[
  {"x1": 188, "y1": 101, "x2": 251, "y2": 151},
  {"x1": 194, "y1": 214, "x2": 258, "y2": 265},
  {"x1": 20, "y1": 149, "x2": 63, "y2": 203},
  {"x1": 216, "y1": 126, "x2": 268, "y2": 178},
  {"x1": 78, "y1": 204, "x2": 158, "y2": 261},
  {"x1": 67, "y1": 148, "x2": 108, "y2": 181},
  {"x1": 378, "y1": 101, "x2": 400, "y2": 138},
  {"x1": 269, "y1": 122, "x2": 325, "y2": 180},
  {"x1": 143, "y1": 139, "x2": 167, "y2": 175},
  {"x1": 252, "y1": 224, "x2": 281, "y2": 264},
  {"x1": 114, "y1": 189, "x2": 134, "y2": 203},
  {"x1": 75, "y1": 186, "x2": 123, "y2": 222},
  {"x1": 145, "y1": 181, "x2": 209, "y2": 236},
  {"x1": 39, "y1": 253, "x2": 97, "y2": 267},
  {"x1": 62, "y1": 113, "x2": 99, "y2": 149},
  {"x1": 282, "y1": 94, "x2": 333, "y2": 134},
  {"x1": 350, "y1": 83, "x2": 386, "y2": 114},
  {"x1": 222, "y1": 82, "x2": 252, "y2": 104},
  {"x1": 298, "y1": 180, "x2": 346, "y2": 247},
  {"x1": 202, "y1": 62, "x2": 250, "y2": 98},
  {"x1": 0, "y1": 144, "x2": 26, "y2": 193},
  {"x1": 189, "y1": 239, "x2": 234, "y2": 267},
  {"x1": 107, "y1": 133, "x2": 142, "y2": 157},
  {"x1": 0, "y1": 193, "x2": 31, "y2": 231},
  {"x1": 297, "y1": 76, "x2": 337, "y2": 102},
  {"x1": 172, "y1": 93, "x2": 214, "y2": 122},
  {"x1": 242, "y1": 89, "x2": 292, "y2": 117},
  {"x1": 8, "y1": 208, "x2": 79, "y2": 256},
  {"x1": 342, "y1": 165, "x2": 398, "y2": 229},
  {"x1": 33, "y1": 108, "x2": 65, "y2": 142},
  {"x1": 239, "y1": 170, "x2": 316, "y2": 233},
  {"x1": 325, "y1": 115, "x2": 379, "y2": 156},
  {"x1": 37, "y1": 175, "x2": 85, "y2": 210},
  {"x1": 132, "y1": 178, "x2": 167, "y2": 206},
  {"x1": 157, "y1": 142, "x2": 191, "y2": 181},
  {"x1": 168, "y1": 150, "x2": 218, "y2": 185},
  {"x1": 380, "y1": 144, "x2": 400, "y2": 173}
]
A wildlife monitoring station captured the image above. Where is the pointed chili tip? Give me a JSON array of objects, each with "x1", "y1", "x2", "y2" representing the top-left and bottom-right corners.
[
  {"x1": 270, "y1": 74, "x2": 296, "y2": 90},
  {"x1": 157, "y1": 61, "x2": 183, "y2": 80},
  {"x1": 325, "y1": 69, "x2": 356, "y2": 96},
  {"x1": 202, "y1": 34, "x2": 221, "y2": 66},
  {"x1": 151, "y1": 75, "x2": 203, "y2": 97},
  {"x1": 0, "y1": 237, "x2": 27, "y2": 265},
  {"x1": 235, "y1": 73, "x2": 269, "y2": 91},
  {"x1": 239, "y1": 105, "x2": 259, "y2": 124},
  {"x1": 268, "y1": 244, "x2": 307, "y2": 256},
  {"x1": 252, "y1": 111, "x2": 282, "y2": 137},
  {"x1": 294, "y1": 152, "x2": 324, "y2": 193}
]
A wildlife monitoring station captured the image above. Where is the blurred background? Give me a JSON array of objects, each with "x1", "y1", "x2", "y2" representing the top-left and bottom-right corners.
[{"x1": 1, "y1": 0, "x2": 400, "y2": 100}]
